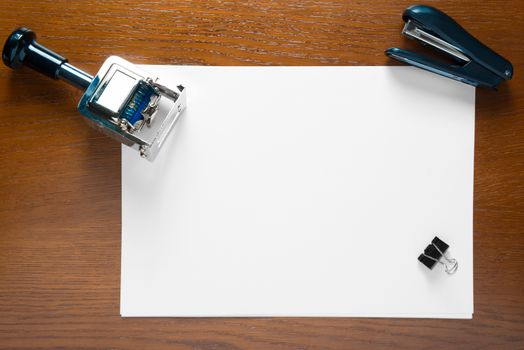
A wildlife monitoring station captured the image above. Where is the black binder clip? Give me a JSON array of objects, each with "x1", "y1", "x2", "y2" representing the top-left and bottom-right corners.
[
  {"x1": 418, "y1": 236, "x2": 458, "y2": 275},
  {"x1": 385, "y1": 5, "x2": 513, "y2": 89}
]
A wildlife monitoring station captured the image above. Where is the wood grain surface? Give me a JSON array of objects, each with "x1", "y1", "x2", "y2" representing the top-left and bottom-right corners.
[{"x1": 0, "y1": 1, "x2": 523, "y2": 349}]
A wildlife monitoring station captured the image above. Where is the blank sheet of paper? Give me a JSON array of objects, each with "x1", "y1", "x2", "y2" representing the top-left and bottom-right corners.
[{"x1": 121, "y1": 66, "x2": 474, "y2": 318}]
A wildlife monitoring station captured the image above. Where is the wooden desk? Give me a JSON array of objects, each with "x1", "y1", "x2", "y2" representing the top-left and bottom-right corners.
[{"x1": 1, "y1": 1, "x2": 523, "y2": 349}]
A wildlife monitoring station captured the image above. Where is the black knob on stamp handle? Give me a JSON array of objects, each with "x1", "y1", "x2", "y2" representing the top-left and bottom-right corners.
[
  {"x1": 2, "y1": 27, "x2": 93, "y2": 90},
  {"x1": 3, "y1": 27, "x2": 66, "y2": 77}
]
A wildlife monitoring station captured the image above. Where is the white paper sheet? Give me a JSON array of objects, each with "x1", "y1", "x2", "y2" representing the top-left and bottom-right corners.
[{"x1": 121, "y1": 66, "x2": 474, "y2": 318}]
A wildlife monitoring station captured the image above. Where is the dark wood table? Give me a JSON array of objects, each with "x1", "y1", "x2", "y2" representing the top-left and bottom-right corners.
[{"x1": 1, "y1": 1, "x2": 523, "y2": 349}]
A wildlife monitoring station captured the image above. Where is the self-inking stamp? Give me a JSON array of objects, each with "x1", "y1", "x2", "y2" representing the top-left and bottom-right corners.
[{"x1": 2, "y1": 27, "x2": 186, "y2": 160}]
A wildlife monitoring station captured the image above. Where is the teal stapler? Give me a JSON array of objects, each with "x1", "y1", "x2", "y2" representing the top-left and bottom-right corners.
[{"x1": 386, "y1": 5, "x2": 513, "y2": 89}]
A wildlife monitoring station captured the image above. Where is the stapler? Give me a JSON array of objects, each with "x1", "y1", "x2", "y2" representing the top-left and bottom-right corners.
[
  {"x1": 2, "y1": 27, "x2": 186, "y2": 160},
  {"x1": 385, "y1": 5, "x2": 513, "y2": 89}
]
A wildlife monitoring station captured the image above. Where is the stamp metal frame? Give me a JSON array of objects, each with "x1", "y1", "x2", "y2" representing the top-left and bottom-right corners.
[{"x1": 79, "y1": 56, "x2": 186, "y2": 160}]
